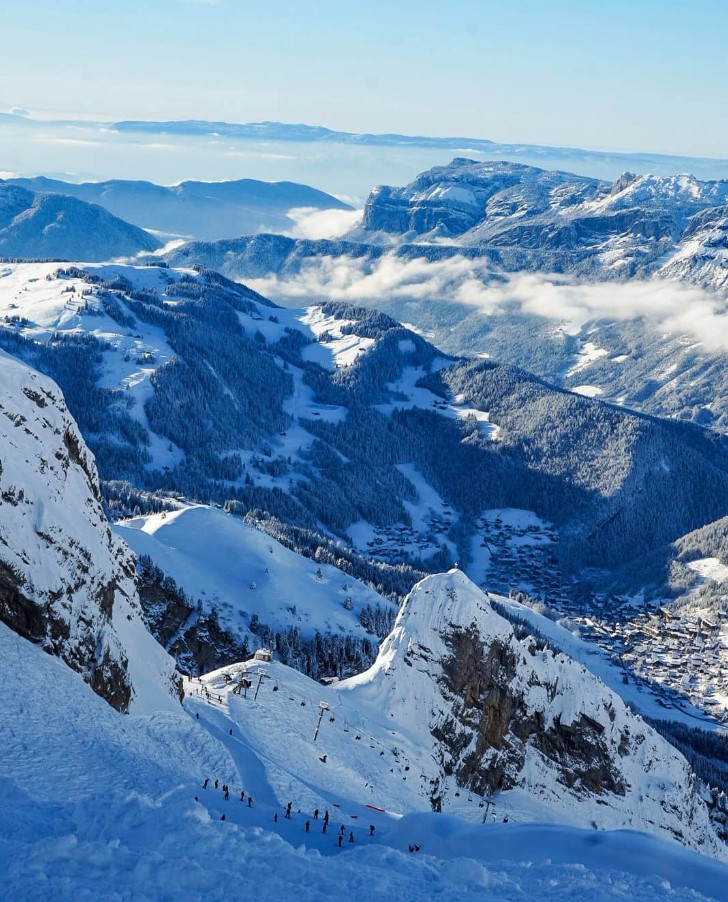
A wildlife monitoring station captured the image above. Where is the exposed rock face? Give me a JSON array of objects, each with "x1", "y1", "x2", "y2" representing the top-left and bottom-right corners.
[
  {"x1": 0, "y1": 349, "x2": 178, "y2": 713},
  {"x1": 359, "y1": 159, "x2": 728, "y2": 247},
  {"x1": 348, "y1": 570, "x2": 725, "y2": 858},
  {"x1": 434, "y1": 625, "x2": 625, "y2": 798}
]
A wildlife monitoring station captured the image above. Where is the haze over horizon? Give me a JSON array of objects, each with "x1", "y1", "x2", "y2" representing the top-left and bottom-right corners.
[{"x1": 2, "y1": 0, "x2": 728, "y2": 160}]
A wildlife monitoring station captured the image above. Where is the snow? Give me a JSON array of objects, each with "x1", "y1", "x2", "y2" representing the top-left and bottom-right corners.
[
  {"x1": 184, "y1": 570, "x2": 725, "y2": 863},
  {"x1": 5, "y1": 615, "x2": 726, "y2": 899},
  {"x1": 494, "y1": 592, "x2": 725, "y2": 732},
  {"x1": 687, "y1": 557, "x2": 728, "y2": 583},
  {"x1": 0, "y1": 348, "x2": 177, "y2": 714},
  {"x1": 375, "y1": 364, "x2": 501, "y2": 439},
  {"x1": 2, "y1": 545, "x2": 728, "y2": 900},
  {"x1": 426, "y1": 184, "x2": 480, "y2": 207},
  {"x1": 567, "y1": 340, "x2": 609, "y2": 376},
  {"x1": 0, "y1": 261, "x2": 184, "y2": 471},
  {"x1": 299, "y1": 306, "x2": 376, "y2": 369},
  {"x1": 572, "y1": 384, "x2": 604, "y2": 397},
  {"x1": 115, "y1": 504, "x2": 390, "y2": 643}
]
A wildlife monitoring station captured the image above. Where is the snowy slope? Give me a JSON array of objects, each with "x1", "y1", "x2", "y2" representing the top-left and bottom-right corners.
[
  {"x1": 3, "y1": 619, "x2": 726, "y2": 901},
  {"x1": 0, "y1": 349, "x2": 178, "y2": 712},
  {"x1": 189, "y1": 570, "x2": 726, "y2": 862},
  {"x1": 115, "y1": 504, "x2": 393, "y2": 644}
]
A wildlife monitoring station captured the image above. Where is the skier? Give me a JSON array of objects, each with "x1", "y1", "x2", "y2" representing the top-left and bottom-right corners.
[
  {"x1": 337, "y1": 834, "x2": 343, "y2": 848},
  {"x1": 322, "y1": 822, "x2": 327, "y2": 834},
  {"x1": 305, "y1": 820, "x2": 310, "y2": 833},
  {"x1": 369, "y1": 824, "x2": 375, "y2": 836},
  {"x1": 248, "y1": 796, "x2": 253, "y2": 807},
  {"x1": 224, "y1": 788, "x2": 230, "y2": 801},
  {"x1": 285, "y1": 802, "x2": 292, "y2": 819},
  {"x1": 203, "y1": 778, "x2": 209, "y2": 789},
  {"x1": 274, "y1": 812, "x2": 278, "y2": 823},
  {"x1": 339, "y1": 825, "x2": 345, "y2": 836},
  {"x1": 323, "y1": 810, "x2": 329, "y2": 826},
  {"x1": 348, "y1": 831, "x2": 354, "y2": 843},
  {"x1": 314, "y1": 808, "x2": 319, "y2": 820},
  {"x1": 214, "y1": 779, "x2": 219, "y2": 790},
  {"x1": 240, "y1": 791, "x2": 245, "y2": 802}
]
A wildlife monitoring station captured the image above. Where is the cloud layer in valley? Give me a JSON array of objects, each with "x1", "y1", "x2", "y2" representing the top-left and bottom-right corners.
[{"x1": 247, "y1": 252, "x2": 728, "y2": 351}]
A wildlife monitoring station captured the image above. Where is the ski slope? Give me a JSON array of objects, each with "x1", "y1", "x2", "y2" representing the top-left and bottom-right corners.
[
  {"x1": 181, "y1": 571, "x2": 725, "y2": 863},
  {"x1": 2, "y1": 618, "x2": 728, "y2": 901}
]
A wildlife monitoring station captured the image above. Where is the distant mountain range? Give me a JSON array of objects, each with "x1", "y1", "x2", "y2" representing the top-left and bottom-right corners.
[
  {"x1": 166, "y1": 159, "x2": 728, "y2": 433},
  {"x1": 110, "y1": 120, "x2": 728, "y2": 179},
  {"x1": 2, "y1": 176, "x2": 351, "y2": 242},
  {"x1": 4, "y1": 112, "x2": 728, "y2": 180},
  {"x1": 0, "y1": 183, "x2": 160, "y2": 260}
]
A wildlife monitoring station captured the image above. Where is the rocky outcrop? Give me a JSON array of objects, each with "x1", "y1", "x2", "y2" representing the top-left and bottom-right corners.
[
  {"x1": 350, "y1": 570, "x2": 725, "y2": 858},
  {"x1": 434, "y1": 624, "x2": 626, "y2": 798},
  {"x1": 0, "y1": 349, "x2": 178, "y2": 713},
  {"x1": 354, "y1": 159, "x2": 728, "y2": 281}
]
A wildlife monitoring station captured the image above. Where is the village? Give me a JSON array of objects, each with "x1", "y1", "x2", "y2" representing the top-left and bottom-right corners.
[{"x1": 352, "y1": 505, "x2": 728, "y2": 724}]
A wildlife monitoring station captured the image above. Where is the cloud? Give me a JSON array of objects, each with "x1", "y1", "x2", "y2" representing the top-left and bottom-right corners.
[
  {"x1": 286, "y1": 207, "x2": 362, "y2": 240},
  {"x1": 246, "y1": 251, "x2": 728, "y2": 351},
  {"x1": 8, "y1": 106, "x2": 30, "y2": 118}
]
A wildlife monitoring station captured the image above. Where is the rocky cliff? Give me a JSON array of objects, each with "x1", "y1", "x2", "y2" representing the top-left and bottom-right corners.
[
  {"x1": 342, "y1": 570, "x2": 725, "y2": 858},
  {"x1": 0, "y1": 349, "x2": 178, "y2": 713}
]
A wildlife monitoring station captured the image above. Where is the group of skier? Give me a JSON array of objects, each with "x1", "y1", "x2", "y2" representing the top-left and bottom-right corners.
[
  {"x1": 199, "y1": 779, "x2": 381, "y2": 848},
  {"x1": 199, "y1": 777, "x2": 253, "y2": 811},
  {"x1": 281, "y1": 801, "x2": 376, "y2": 849}
]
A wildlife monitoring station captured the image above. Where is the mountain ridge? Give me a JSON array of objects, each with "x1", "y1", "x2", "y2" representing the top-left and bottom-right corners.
[{"x1": 2, "y1": 175, "x2": 352, "y2": 242}]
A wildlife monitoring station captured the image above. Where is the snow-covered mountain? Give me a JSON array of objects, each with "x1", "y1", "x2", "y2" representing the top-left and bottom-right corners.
[
  {"x1": 4, "y1": 603, "x2": 727, "y2": 900},
  {"x1": 0, "y1": 183, "x2": 160, "y2": 260},
  {"x1": 187, "y1": 569, "x2": 726, "y2": 860},
  {"x1": 114, "y1": 504, "x2": 396, "y2": 676},
  {"x1": 171, "y1": 159, "x2": 728, "y2": 284},
  {"x1": 2, "y1": 300, "x2": 728, "y2": 892},
  {"x1": 352, "y1": 160, "x2": 728, "y2": 275},
  {"x1": 163, "y1": 160, "x2": 728, "y2": 435},
  {"x1": 3, "y1": 176, "x2": 353, "y2": 242},
  {"x1": 0, "y1": 348, "x2": 178, "y2": 712},
  {"x1": 5, "y1": 260, "x2": 728, "y2": 603}
]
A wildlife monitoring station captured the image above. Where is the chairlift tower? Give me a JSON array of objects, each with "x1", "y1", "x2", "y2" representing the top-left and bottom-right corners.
[
  {"x1": 254, "y1": 668, "x2": 268, "y2": 701},
  {"x1": 313, "y1": 701, "x2": 330, "y2": 742}
]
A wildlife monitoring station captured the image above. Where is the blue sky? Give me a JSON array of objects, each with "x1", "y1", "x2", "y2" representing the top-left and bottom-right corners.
[{"x1": 3, "y1": 0, "x2": 727, "y2": 156}]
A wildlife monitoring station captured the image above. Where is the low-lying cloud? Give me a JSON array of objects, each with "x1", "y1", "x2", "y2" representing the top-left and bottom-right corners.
[
  {"x1": 286, "y1": 207, "x2": 362, "y2": 240},
  {"x1": 246, "y1": 251, "x2": 728, "y2": 351}
]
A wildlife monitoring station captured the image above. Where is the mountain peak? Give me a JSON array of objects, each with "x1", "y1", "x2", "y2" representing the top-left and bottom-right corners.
[{"x1": 340, "y1": 570, "x2": 725, "y2": 857}]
